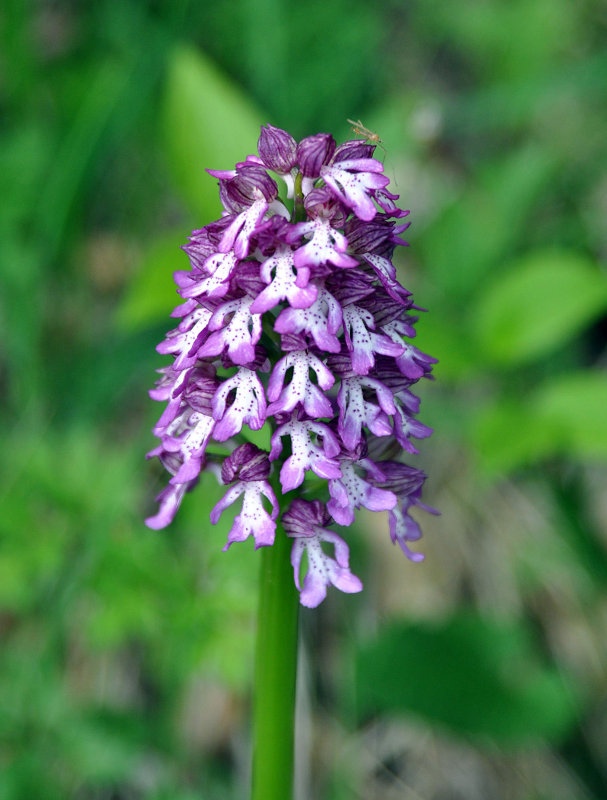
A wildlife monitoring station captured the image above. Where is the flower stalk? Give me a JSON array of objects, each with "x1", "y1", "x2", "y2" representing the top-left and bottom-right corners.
[{"x1": 252, "y1": 499, "x2": 299, "y2": 800}]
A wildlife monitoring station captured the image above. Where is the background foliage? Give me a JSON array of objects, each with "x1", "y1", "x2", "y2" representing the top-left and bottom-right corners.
[{"x1": 1, "y1": 1, "x2": 607, "y2": 798}]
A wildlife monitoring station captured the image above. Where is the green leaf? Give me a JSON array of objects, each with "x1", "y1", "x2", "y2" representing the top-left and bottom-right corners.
[
  {"x1": 163, "y1": 45, "x2": 266, "y2": 219},
  {"x1": 533, "y1": 370, "x2": 607, "y2": 460},
  {"x1": 473, "y1": 398, "x2": 560, "y2": 478},
  {"x1": 115, "y1": 230, "x2": 186, "y2": 331},
  {"x1": 411, "y1": 312, "x2": 477, "y2": 382},
  {"x1": 473, "y1": 250, "x2": 607, "y2": 365},
  {"x1": 355, "y1": 614, "x2": 581, "y2": 746}
]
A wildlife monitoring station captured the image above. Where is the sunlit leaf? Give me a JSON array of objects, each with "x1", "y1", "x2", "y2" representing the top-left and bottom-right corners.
[
  {"x1": 115, "y1": 230, "x2": 186, "y2": 331},
  {"x1": 473, "y1": 250, "x2": 607, "y2": 365},
  {"x1": 163, "y1": 45, "x2": 265, "y2": 220}
]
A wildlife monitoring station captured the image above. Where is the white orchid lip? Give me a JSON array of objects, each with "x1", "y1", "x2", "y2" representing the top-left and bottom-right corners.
[{"x1": 146, "y1": 124, "x2": 436, "y2": 604}]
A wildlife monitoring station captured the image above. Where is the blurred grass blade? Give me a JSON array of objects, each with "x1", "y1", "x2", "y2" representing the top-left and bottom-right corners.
[
  {"x1": 420, "y1": 146, "x2": 558, "y2": 299},
  {"x1": 163, "y1": 45, "x2": 266, "y2": 220}
]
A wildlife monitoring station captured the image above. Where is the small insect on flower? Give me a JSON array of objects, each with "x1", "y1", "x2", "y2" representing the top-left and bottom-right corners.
[{"x1": 347, "y1": 118, "x2": 387, "y2": 157}]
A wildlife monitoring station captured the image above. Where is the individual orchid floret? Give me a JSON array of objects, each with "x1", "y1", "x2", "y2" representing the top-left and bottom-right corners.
[
  {"x1": 270, "y1": 412, "x2": 341, "y2": 491},
  {"x1": 267, "y1": 349, "x2": 334, "y2": 419},
  {"x1": 374, "y1": 186, "x2": 410, "y2": 218},
  {"x1": 198, "y1": 295, "x2": 262, "y2": 366},
  {"x1": 387, "y1": 330, "x2": 438, "y2": 380},
  {"x1": 362, "y1": 252, "x2": 413, "y2": 306},
  {"x1": 145, "y1": 450, "x2": 197, "y2": 530},
  {"x1": 342, "y1": 303, "x2": 404, "y2": 375},
  {"x1": 153, "y1": 368, "x2": 217, "y2": 438},
  {"x1": 211, "y1": 444, "x2": 279, "y2": 551},
  {"x1": 148, "y1": 363, "x2": 191, "y2": 404},
  {"x1": 369, "y1": 462, "x2": 439, "y2": 561},
  {"x1": 283, "y1": 499, "x2": 363, "y2": 608},
  {"x1": 327, "y1": 453, "x2": 397, "y2": 527},
  {"x1": 291, "y1": 216, "x2": 358, "y2": 270},
  {"x1": 211, "y1": 368, "x2": 267, "y2": 441},
  {"x1": 321, "y1": 158, "x2": 390, "y2": 221},
  {"x1": 218, "y1": 195, "x2": 269, "y2": 258},
  {"x1": 392, "y1": 396, "x2": 434, "y2": 454},
  {"x1": 146, "y1": 122, "x2": 436, "y2": 607},
  {"x1": 274, "y1": 287, "x2": 342, "y2": 352},
  {"x1": 249, "y1": 246, "x2": 317, "y2": 314},
  {"x1": 336, "y1": 373, "x2": 396, "y2": 450},
  {"x1": 156, "y1": 307, "x2": 213, "y2": 371},
  {"x1": 176, "y1": 251, "x2": 239, "y2": 301}
]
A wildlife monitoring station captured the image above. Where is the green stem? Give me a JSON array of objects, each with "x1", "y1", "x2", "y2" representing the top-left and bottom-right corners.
[
  {"x1": 293, "y1": 171, "x2": 306, "y2": 222},
  {"x1": 251, "y1": 511, "x2": 300, "y2": 800}
]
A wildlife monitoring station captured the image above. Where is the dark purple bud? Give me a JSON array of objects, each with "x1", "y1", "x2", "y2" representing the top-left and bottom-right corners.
[
  {"x1": 279, "y1": 332, "x2": 311, "y2": 352},
  {"x1": 254, "y1": 214, "x2": 293, "y2": 255},
  {"x1": 359, "y1": 294, "x2": 409, "y2": 326},
  {"x1": 229, "y1": 260, "x2": 266, "y2": 297},
  {"x1": 258, "y1": 124, "x2": 298, "y2": 173},
  {"x1": 344, "y1": 215, "x2": 409, "y2": 258},
  {"x1": 370, "y1": 461, "x2": 427, "y2": 497},
  {"x1": 325, "y1": 352, "x2": 356, "y2": 378},
  {"x1": 221, "y1": 443, "x2": 271, "y2": 484},
  {"x1": 325, "y1": 270, "x2": 374, "y2": 306},
  {"x1": 332, "y1": 139, "x2": 376, "y2": 163},
  {"x1": 182, "y1": 221, "x2": 232, "y2": 270},
  {"x1": 296, "y1": 133, "x2": 336, "y2": 178},
  {"x1": 224, "y1": 164, "x2": 278, "y2": 209},
  {"x1": 183, "y1": 374, "x2": 219, "y2": 416},
  {"x1": 283, "y1": 498, "x2": 331, "y2": 538},
  {"x1": 372, "y1": 356, "x2": 415, "y2": 393}
]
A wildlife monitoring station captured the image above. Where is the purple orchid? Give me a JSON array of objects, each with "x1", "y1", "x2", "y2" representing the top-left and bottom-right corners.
[
  {"x1": 210, "y1": 444, "x2": 279, "y2": 550},
  {"x1": 283, "y1": 499, "x2": 363, "y2": 608},
  {"x1": 146, "y1": 124, "x2": 436, "y2": 606}
]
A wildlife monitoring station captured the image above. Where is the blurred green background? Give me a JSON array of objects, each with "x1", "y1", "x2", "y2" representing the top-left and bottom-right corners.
[{"x1": 1, "y1": 1, "x2": 607, "y2": 798}]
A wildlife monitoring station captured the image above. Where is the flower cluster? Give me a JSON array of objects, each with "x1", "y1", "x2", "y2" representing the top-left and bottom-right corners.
[{"x1": 146, "y1": 124, "x2": 437, "y2": 607}]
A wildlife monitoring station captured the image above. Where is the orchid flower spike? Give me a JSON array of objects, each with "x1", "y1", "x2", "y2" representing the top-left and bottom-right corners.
[{"x1": 146, "y1": 124, "x2": 437, "y2": 607}]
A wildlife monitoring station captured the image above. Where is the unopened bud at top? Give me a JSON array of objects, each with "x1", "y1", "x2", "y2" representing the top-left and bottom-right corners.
[
  {"x1": 223, "y1": 163, "x2": 279, "y2": 209},
  {"x1": 221, "y1": 443, "x2": 271, "y2": 484},
  {"x1": 258, "y1": 124, "x2": 298, "y2": 174},
  {"x1": 296, "y1": 133, "x2": 336, "y2": 178}
]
